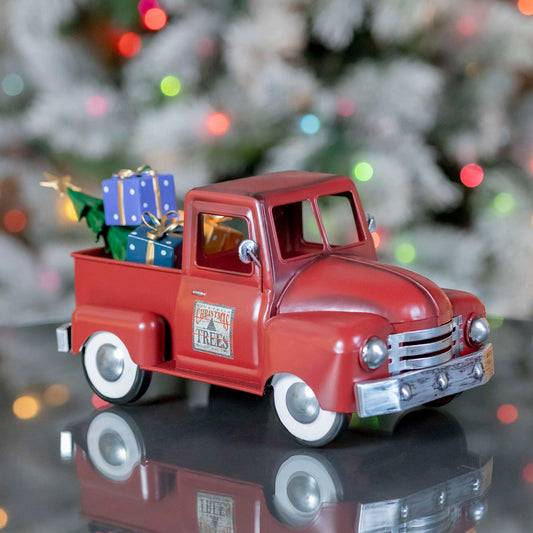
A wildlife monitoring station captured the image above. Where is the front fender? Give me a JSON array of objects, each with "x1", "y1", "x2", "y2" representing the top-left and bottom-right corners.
[
  {"x1": 263, "y1": 312, "x2": 393, "y2": 413},
  {"x1": 72, "y1": 305, "x2": 165, "y2": 367}
]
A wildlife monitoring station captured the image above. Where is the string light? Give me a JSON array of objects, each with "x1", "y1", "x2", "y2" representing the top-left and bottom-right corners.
[
  {"x1": 118, "y1": 32, "x2": 142, "y2": 57},
  {"x1": 0, "y1": 509, "x2": 7, "y2": 530},
  {"x1": 300, "y1": 114, "x2": 320, "y2": 134},
  {"x1": 395, "y1": 242, "x2": 416, "y2": 263},
  {"x1": 497, "y1": 404, "x2": 518, "y2": 424},
  {"x1": 456, "y1": 16, "x2": 478, "y2": 36},
  {"x1": 523, "y1": 463, "x2": 533, "y2": 483},
  {"x1": 160, "y1": 75, "x2": 181, "y2": 97},
  {"x1": 336, "y1": 97, "x2": 355, "y2": 117},
  {"x1": 353, "y1": 162, "x2": 373, "y2": 182},
  {"x1": 86, "y1": 95, "x2": 107, "y2": 116},
  {"x1": 4, "y1": 209, "x2": 27, "y2": 233},
  {"x1": 207, "y1": 112, "x2": 230, "y2": 135},
  {"x1": 138, "y1": 0, "x2": 159, "y2": 15},
  {"x1": 143, "y1": 8, "x2": 167, "y2": 30},
  {"x1": 493, "y1": 193, "x2": 515, "y2": 215},
  {"x1": 1, "y1": 73, "x2": 23, "y2": 96},
  {"x1": 44, "y1": 384, "x2": 70, "y2": 406},
  {"x1": 460, "y1": 163, "x2": 484, "y2": 188},
  {"x1": 372, "y1": 231, "x2": 381, "y2": 249},
  {"x1": 517, "y1": 0, "x2": 533, "y2": 15},
  {"x1": 13, "y1": 396, "x2": 41, "y2": 419}
]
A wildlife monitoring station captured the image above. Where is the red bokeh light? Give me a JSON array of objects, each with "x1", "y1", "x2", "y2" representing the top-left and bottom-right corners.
[
  {"x1": 86, "y1": 95, "x2": 107, "y2": 116},
  {"x1": 460, "y1": 163, "x2": 484, "y2": 188},
  {"x1": 456, "y1": 16, "x2": 478, "y2": 37},
  {"x1": 4, "y1": 209, "x2": 27, "y2": 233},
  {"x1": 39, "y1": 269, "x2": 61, "y2": 292},
  {"x1": 497, "y1": 404, "x2": 518, "y2": 424},
  {"x1": 118, "y1": 32, "x2": 142, "y2": 58},
  {"x1": 372, "y1": 231, "x2": 381, "y2": 249},
  {"x1": 92, "y1": 394, "x2": 111, "y2": 410},
  {"x1": 143, "y1": 8, "x2": 167, "y2": 31},
  {"x1": 523, "y1": 463, "x2": 533, "y2": 483},
  {"x1": 138, "y1": 0, "x2": 159, "y2": 16},
  {"x1": 336, "y1": 97, "x2": 355, "y2": 117},
  {"x1": 207, "y1": 112, "x2": 230, "y2": 135},
  {"x1": 518, "y1": 0, "x2": 533, "y2": 16}
]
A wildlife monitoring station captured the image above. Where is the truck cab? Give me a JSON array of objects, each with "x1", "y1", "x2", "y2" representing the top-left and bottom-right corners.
[{"x1": 57, "y1": 171, "x2": 494, "y2": 446}]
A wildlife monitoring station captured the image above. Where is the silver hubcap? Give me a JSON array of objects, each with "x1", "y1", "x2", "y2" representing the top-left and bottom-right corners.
[
  {"x1": 287, "y1": 473, "x2": 321, "y2": 513},
  {"x1": 286, "y1": 382, "x2": 320, "y2": 424},
  {"x1": 96, "y1": 343, "x2": 124, "y2": 382},
  {"x1": 98, "y1": 431, "x2": 127, "y2": 467}
]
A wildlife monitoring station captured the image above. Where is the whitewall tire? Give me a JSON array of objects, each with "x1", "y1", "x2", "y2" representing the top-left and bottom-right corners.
[
  {"x1": 83, "y1": 331, "x2": 151, "y2": 403},
  {"x1": 271, "y1": 373, "x2": 349, "y2": 447}
]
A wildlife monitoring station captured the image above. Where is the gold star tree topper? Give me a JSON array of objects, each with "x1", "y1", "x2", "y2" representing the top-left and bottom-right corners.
[{"x1": 40, "y1": 172, "x2": 81, "y2": 196}]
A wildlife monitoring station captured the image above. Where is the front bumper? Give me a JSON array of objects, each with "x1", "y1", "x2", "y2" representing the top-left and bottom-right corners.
[{"x1": 355, "y1": 343, "x2": 494, "y2": 418}]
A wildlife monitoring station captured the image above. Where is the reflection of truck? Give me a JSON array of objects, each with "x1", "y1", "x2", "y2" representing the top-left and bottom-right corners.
[
  {"x1": 61, "y1": 395, "x2": 492, "y2": 532},
  {"x1": 57, "y1": 171, "x2": 494, "y2": 446}
]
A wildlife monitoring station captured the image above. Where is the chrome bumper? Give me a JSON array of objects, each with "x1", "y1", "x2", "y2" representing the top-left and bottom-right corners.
[
  {"x1": 355, "y1": 343, "x2": 494, "y2": 418},
  {"x1": 56, "y1": 322, "x2": 72, "y2": 353}
]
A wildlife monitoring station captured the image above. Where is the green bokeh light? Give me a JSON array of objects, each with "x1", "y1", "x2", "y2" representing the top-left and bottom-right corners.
[
  {"x1": 1, "y1": 73, "x2": 24, "y2": 96},
  {"x1": 353, "y1": 162, "x2": 373, "y2": 182},
  {"x1": 492, "y1": 193, "x2": 514, "y2": 215},
  {"x1": 160, "y1": 75, "x2": 181, "y2": 97},
  {"x1": 487, "y1": 315, "x2": 504, "y2": 329},
  {"x1": 395, "y1": 242, "x2": 416, "y2": 263}
]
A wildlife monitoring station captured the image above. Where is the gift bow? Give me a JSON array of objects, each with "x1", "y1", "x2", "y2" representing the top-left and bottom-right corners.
[
  {"x1": 141, "y1": 211, "x2": 183, "y2": 241},
  {"x1": 115, "y1": 165, "x2": 157, "y2": 179}
]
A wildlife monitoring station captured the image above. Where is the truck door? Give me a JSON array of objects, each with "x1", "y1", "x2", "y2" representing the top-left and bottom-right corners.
[{"x1": 175, "y1": 201, "x2": 266, "y2": 386}]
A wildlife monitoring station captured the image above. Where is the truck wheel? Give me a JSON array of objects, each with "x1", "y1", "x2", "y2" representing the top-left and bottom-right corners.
[
  {"x1": 271, "y1": 453, "x2": 342, "y2": 527},
  {"x1": 83, "y1": 332, "x2": 151, "y2": 404},
  {"x1": 271, "y1": 373, "x2": 349, "y2": 447},
  {"x1": 86, "y1": 411, "x2": 143, "y2": 481}
]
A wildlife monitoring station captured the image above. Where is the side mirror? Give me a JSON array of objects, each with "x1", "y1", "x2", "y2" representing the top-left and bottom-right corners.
[
  {"x1": 366, "y1": 212, "x2": 377, "y2": 233},
  {"x1": 238, "y1": 239, "x2": 261, "y2": 267}
]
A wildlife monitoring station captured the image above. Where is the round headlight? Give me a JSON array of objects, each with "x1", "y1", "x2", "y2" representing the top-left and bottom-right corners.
[
  {"x1": 469, "y1": 317, "x2": 490, "y2": 345},
  {"x1": 362, "y1": 337, "x2": 389, "y2": 370}
]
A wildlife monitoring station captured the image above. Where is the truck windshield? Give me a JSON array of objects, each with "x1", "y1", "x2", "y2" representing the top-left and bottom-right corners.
[{"x1": 272, "y1": 192, "x2": 361, "y2": 260}]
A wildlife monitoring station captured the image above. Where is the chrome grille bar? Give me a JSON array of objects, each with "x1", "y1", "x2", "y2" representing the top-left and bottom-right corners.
[{"x1": 397, "y1": 337, "x2": 451, "y2": 358}]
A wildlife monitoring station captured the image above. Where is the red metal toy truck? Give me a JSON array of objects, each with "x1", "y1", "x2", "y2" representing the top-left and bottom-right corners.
[{"x1": 57, "y1": 171, "x2": 494, "y2": 446}]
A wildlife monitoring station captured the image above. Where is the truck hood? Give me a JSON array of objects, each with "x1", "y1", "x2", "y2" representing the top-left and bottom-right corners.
[{"x1": 278, "y1": 255, "x2": 452, "y2": 327}]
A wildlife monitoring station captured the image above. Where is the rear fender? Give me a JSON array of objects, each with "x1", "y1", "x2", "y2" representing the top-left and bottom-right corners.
[
  {"x1": 264, "y1": 312, "x2": 393, "y2": 413},
  {"x1": 72, "y1": 305, "x2": 165, "y2": 367}
]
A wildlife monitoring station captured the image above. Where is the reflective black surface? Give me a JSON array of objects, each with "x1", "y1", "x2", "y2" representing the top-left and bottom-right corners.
[{"x1": 1, "y1": 318, "x2": 532, "y2": 532}]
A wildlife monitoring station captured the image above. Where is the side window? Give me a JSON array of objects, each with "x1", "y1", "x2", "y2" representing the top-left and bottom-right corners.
[
  {"x1": 196, "y1": 214, "x2": 251, "y2": 274},
  {"x1": 316, "y1": 193, "x2": 361, "y2": 247}
]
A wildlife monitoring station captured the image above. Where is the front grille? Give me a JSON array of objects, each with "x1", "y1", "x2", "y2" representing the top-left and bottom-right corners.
[{"x1": 388, "y1": 316, "x2": 463, "y2": 375}]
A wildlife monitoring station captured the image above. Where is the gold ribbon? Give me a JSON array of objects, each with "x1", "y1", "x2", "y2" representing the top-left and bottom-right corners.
[
  {"x1": 113, "y1": 165, "x2": 161, "y2": 224},
  {"x1": 140, "y1": 211, "x2": 183, "y2": 265}
]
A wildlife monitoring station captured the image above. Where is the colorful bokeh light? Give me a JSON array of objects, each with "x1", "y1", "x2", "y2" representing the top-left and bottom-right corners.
[
  {"x1": 395, "y1": 242, "x2": 416, "y2": 264},
  {"x1": 497, "y1": 404, "x2": 518, "y2": 424},
  {"x1": 118, "y1": 32, "x2": 142, "y2": 57},
  {"x1": 207, "y1": 112, "x2": 230, "y2": 135},
  {"x1": 13, "y1": 396, "x2": 41, "y2": 420},
  {"x1": 39, "y1": 269, "x2": 61, "y2": 292},
  {"x1": 456, "y1": 15, "x2": 478, "y2": 36},
  {"x1": 1, "y1": 73, "x2": 24, "y2": 96},
  {"x1": 138, "y1": 0, "x2": 159, "y2": 15},
  {"x1": 523, "y1": 463, "x2": 533, "y2": 483},
  {"x1": 44, "y1": 384, "x2": 70, "y2": 406},
  {"x1": 336, "y1": 97, "x2": 355, "y2": 117},
  {"x1": 487, "y1": 315, "x2": 504, "y2": 329},
  {"x1": 0, "y1": 509, "x2": 7, "y2": 530},
  {"x1": 493, "y1": 193, "x2": 515, "y2": 215},
  {"x1": 300, "y1": 114, "x2": 320, "y2": 134},
  {"x1": 86, "y1": 95, "x2": 107, "y2": 116},
  {"x1": 160, "y1": 75, "x2": 181, "y2": 97},
  {"x1": 518, "y1": 0, "x2": 533, "y2": 15},
  {"x1": 353, "y1": 162, "x2": 374, "y2": 182},
  {"x1": 4, "y1": 209, "x2": 27, "y2": 233},
  {"x1": 460, "y1": 163, "x2": 484, "y2": 188},
  {"x1": 92, "y1": 394, "x2": 111, "y2": 410},
  {"x1": 143, "y1": 7, "x2": 167, "y2": 30},
  {"x1": 372, "y1": 231, "x2": 381, "y2": 249}
]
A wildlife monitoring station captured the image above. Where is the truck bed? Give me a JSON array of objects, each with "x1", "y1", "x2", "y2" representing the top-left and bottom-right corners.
[{"x1": 73, "y1": 247, "x2": 182, "y2": 342}]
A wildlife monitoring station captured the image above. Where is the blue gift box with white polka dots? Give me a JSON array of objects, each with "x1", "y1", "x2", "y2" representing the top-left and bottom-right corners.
[
  {"x1": 126, "y1": 225, "x2": 183, "y2": 268},
  {"x1": 102, "y1": 172, "x2": 177, "y2": 226}
]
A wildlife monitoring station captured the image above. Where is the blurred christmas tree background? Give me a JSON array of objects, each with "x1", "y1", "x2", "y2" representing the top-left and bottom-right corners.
[{"x1": 0, "y1": 0, "x2": 532, "y2": 324}]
